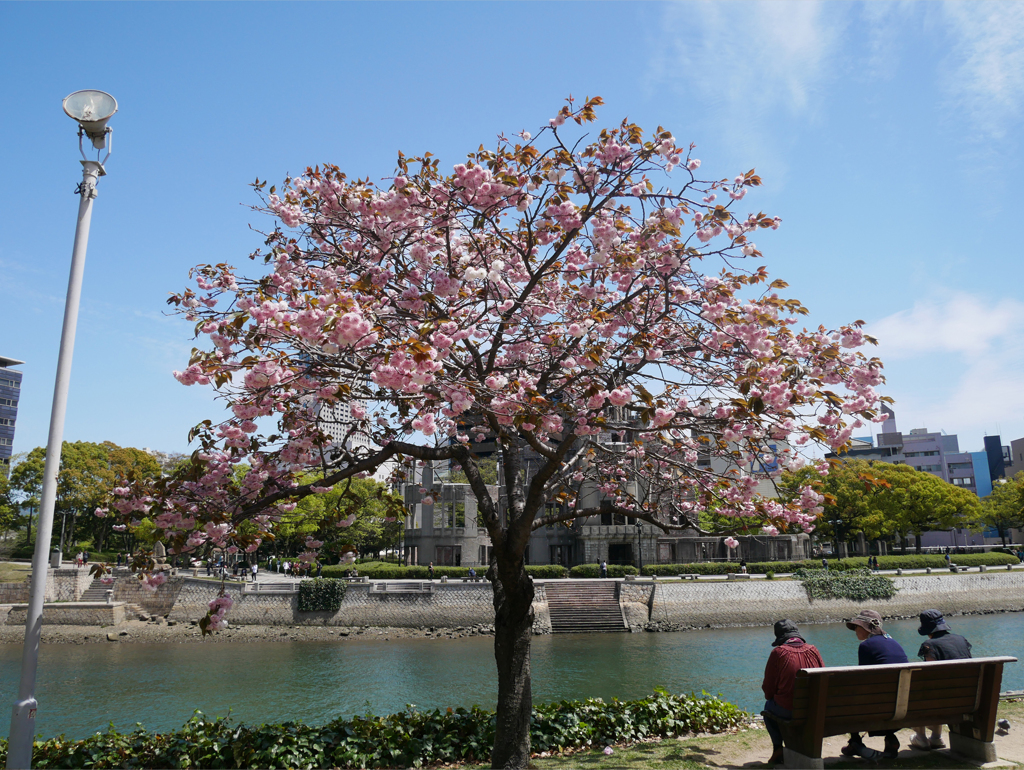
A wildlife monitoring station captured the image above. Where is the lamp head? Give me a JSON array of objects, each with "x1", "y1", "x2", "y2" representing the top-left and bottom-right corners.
[{"x1": 63, "y1": 90, "x2": 117, "y2": 148}]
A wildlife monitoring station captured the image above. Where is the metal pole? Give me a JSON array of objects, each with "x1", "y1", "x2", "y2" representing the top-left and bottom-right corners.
[{"x1": 7, "y1": 159, "x2": 104, "y2": 769}]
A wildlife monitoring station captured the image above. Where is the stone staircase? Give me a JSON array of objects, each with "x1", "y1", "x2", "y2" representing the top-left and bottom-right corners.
[
  {"x1": 79, "y1": 578, "x2": 111, "y2": 602},
  {"x1": 544, "y1": 581, "x2": 627, "y2": 633}
]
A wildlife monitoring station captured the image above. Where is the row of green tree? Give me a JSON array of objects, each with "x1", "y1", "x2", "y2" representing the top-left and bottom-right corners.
[
  {"x1": 0, "y1": 442, "x2": 403, "y2": 561},
  {"x1": 777, "y1": 460, "x2": 1024, "y2": 551}
]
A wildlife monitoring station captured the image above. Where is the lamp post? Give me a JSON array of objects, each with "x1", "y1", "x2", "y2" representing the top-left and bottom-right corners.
[
  {"x1": 636, "y1": 520, "x2": 643, "y2": 573},
  {"x1": 7, "y1": 90, "x2": 117, "y2": 770}
]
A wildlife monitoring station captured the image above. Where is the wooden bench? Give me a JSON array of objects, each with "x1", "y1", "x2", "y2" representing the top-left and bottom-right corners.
[
  {"x1": 460, "y1": 576, "x2": 484, "y2": 582},
  {"x1": 677, "y1": 573, "x2": 699, "y2": 580},
  {"x1": 763, "y1": 656, "x2": 1017, "y2": 769}
]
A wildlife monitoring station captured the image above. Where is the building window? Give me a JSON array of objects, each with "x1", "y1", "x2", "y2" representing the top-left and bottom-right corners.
[
  {"x1": 0, "y1": 437, "x2": 12, "y2": 446},
  {"x1": 0, "y1": 378, "x2": 19, "y2": 389},
  {"x1": 904, "y1": 451, "x2": 939, "y2": 458},
  {"x1": 952, "y1": 477, "x2": 974, "y2": 486},
  {"x1": 0, "y1": 398, "x2": 16, "y2": 408},
  {"x1": 0, "y1": 418, "x2": 13, "y2": 427}
]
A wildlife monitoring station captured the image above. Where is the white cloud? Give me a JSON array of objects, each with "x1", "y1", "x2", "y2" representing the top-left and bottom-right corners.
[
  {"x1": 868, "y1": 292, "x2": 1024, "y2": 358},
  {"x1": 648, "y1": 1, "x2": 843, "y2": 120},
  {"x1": 939, "y1": 1, "x2": 1024, "y2": 141},
  {"x1": 867, "y1": 291, "x2": 1024, "y2": 448}
]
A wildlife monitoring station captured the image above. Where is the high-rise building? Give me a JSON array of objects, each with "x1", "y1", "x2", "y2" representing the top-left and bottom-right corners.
[{"x1": 0, "y1": 355, "x2": 24, "y2": 477}]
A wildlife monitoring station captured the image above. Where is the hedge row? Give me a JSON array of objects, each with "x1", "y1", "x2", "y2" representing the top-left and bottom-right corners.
[
  {"x1": 319, "y1": 563, "x2": 570, "y2": 580},
  {"x1": 641, "y1": 552, "x2": 1018, "y2": 576},
  {"x1": 569, "y1": 563, "x2": 639, "y2": 578},
  {"x1": 0, "y1": 690, "x2": 748, "y2": 769}
]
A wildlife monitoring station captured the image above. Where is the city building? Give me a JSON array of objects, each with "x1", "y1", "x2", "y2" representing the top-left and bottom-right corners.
[
  {"x1": 828, "y1": 407, "x2": 1022, "y2": 548},
  {"x1": 0, "y1": 356, "x2": 24, "y2": 477}
]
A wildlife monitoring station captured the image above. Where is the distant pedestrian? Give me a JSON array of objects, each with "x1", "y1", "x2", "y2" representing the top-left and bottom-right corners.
[
  {"x1": 911, "y1": 610, "x2": 971, "y2": 750},
  {"x1": 206, "y1": 559, "x2": 212, "y2": 577},
  {"x1": 83, "y1": 551, "x2": 89, "y2": 565},
  {"x1": 428, "y1": 562, "x2": 434, "y2": 580},
  {"x1": 944, "y1": 552, "x2": 952, "y2": 568},
  {"x1": 316, "y1": 561, "x2": 322, "y2": 578},
  {"x1": 600, "y1": 560, "x2": 608, "y2": 579},
  {"x1": 740, "y1": 560, "x2": 747, "y2": 575},
  {"x1": 116, "y1": 553, "x2": 122, "y2": 567},
  {"x1": 821, "y1": 557, "x2": 828, "y2": 572},
  {"x1": 251, "y1": 563, "x2": 258, "y2": 582}
]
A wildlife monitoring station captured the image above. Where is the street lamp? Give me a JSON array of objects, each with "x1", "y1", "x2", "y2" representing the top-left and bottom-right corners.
[
  {"x1": 636, "y1": 520, "x2": 644, "y2": 573},
  {"x1": 7, "y1": 90, "x2": 117, "y2": 770}
]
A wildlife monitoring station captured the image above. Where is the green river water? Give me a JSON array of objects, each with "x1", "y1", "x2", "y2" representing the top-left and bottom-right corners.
[{"x1": 2, "y1": 613, "x2": 1021, "y2": 740}]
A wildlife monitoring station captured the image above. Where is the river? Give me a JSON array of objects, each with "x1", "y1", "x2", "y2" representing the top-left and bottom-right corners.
[{"x1": 2, "y1": 613, "x2": 1022, "y2": 740}]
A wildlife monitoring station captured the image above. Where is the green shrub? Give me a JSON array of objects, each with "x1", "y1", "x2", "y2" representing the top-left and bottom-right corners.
[
  {"x1": 642, "y1": 560, "x2": 809, "y2": 576},
  {"x1": 765, "y1": 571, "x2": 775, "y2": 580},
  {"x1": 951, "y1": 552, "x2": 1017, "y2": 566},
  {"x1": 641, "y1": 551, "x2": 1017, "y2": 577},
  {"x1": 569, "y1": 563, "x2": 638, "y2": 578},
  {"x1": 525, "y1": 564, "x2": 568, "y2": 579},
  {"x1": 0, "y1": 690, "x2": 748, "y2": 769},
  {"x1": 297, "y1": 578, "x2": 347, "y2": 612},
  {"x1": 798, "y1": 568, "x2": 898, "y2": 601}
]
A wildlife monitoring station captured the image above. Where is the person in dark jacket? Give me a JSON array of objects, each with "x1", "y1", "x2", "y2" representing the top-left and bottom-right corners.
[
  {"x1": 842, "y1": 610, "x2": 908, "y2": 759},
  {"x1": 761, "y1": 620, "x2": 825, "y2": 765},
  {"x1": 911, "y1": 610, "x2": 972, "y2": 750}
]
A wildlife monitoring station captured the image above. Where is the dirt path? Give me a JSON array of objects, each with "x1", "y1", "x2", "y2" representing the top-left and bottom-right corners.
[{"x1": 685, "y1": 700, "x2": 1024, "y2": 768}]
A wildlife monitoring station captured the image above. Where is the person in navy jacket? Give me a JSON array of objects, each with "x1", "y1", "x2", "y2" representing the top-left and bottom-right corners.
[{"x1": 841, "y1": 610, "x2": 907, "y2": 760}]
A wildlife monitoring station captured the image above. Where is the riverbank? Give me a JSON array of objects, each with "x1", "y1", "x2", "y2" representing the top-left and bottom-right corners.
[
  {"x1": 0, "y1": 619, "x2": 495, "y2": 645},
  {"x1": 3, "y1": 569, "x2": 1024, "y2": 640}
]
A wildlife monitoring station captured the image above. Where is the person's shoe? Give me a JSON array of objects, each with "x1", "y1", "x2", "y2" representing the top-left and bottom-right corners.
[
  {"x1": 767, "y1": 747, "x2": 784, "y2": 765},
  {"x1": 841, "y1": 736, "x2": 865, "y2": 757},
  {"x1": 883, "y1": 734, "x2": 900, "y2": 758},
  {"x1": 910, "y1": 733, "x2": 932, "y2": 750},
  {"x1": 929, "y1": 734, "x2": 946, "y2": 749}
]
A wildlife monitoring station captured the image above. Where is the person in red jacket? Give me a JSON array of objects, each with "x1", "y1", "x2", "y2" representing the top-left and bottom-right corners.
[{"x1": 762, "y1": 619, "x2": 825, "y2": 765}]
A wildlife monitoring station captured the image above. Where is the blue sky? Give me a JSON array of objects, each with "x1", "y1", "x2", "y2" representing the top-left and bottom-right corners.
[{"x1": 2, "y1": 1, "x2": 1022, "y2": 460}]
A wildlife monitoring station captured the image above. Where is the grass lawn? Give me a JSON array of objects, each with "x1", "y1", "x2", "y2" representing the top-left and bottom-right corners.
[{"x1": 0, "y1": 562, "x2": 31, "y2": 583}]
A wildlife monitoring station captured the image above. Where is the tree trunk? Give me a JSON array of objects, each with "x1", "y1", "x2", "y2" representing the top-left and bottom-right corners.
[
  {"x1": 489, "y1": 565, "x2": 535, "y2": 769},
  {"x1": 914, "y1": 533, "x2": 922, "y2": 554}
]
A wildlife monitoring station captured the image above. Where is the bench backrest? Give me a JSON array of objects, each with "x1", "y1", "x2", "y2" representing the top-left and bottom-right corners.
[{"x1": 789, "y1": 656, "x2": 1016, "y2": 737}]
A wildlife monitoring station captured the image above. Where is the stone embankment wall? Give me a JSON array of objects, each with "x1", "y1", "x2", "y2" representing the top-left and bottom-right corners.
[
  {"x1": 45, "y1": 568, "x2": 94, "y2": 602},
  {"x1": 166, "y1": 579, "x2": 506, "y2": 629},
  {"x1": 6, "y1": 603, "x2": 124, "y2": 626},
  {"x1": 113, "y1": 573, "x2": 183, "y2": 617},
  {"x1": 0, "y1": 582, "x2": 30, "y2": 604},
  {"x1": 641, "y1": 572, "x2": 1024, "y2": 631}
]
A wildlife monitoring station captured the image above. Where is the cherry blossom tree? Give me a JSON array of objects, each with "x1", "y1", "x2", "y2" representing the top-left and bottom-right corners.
[{"x1": 102, "y1": 97, "x2": 887, "y2": 768}]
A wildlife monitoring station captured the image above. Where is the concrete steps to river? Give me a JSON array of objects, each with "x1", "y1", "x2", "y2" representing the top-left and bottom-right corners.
[
  {"x1": 78, "y1": 578, "x2": 110, "y2": 602},
  {"x1": 544, "y1": 581, "x2": 627, "y2": 633}
]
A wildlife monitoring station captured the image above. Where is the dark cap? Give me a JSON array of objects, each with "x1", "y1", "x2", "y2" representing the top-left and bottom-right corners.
[
  {"x1": 918, "y1": 609, "x2": 950, "y2": 636},
  {"x1": 772, "y1": 619, "x2": 806, "y2": 647},
  {"x1": 846, "y1": 610, "x2": 885, "y2": 635}
]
